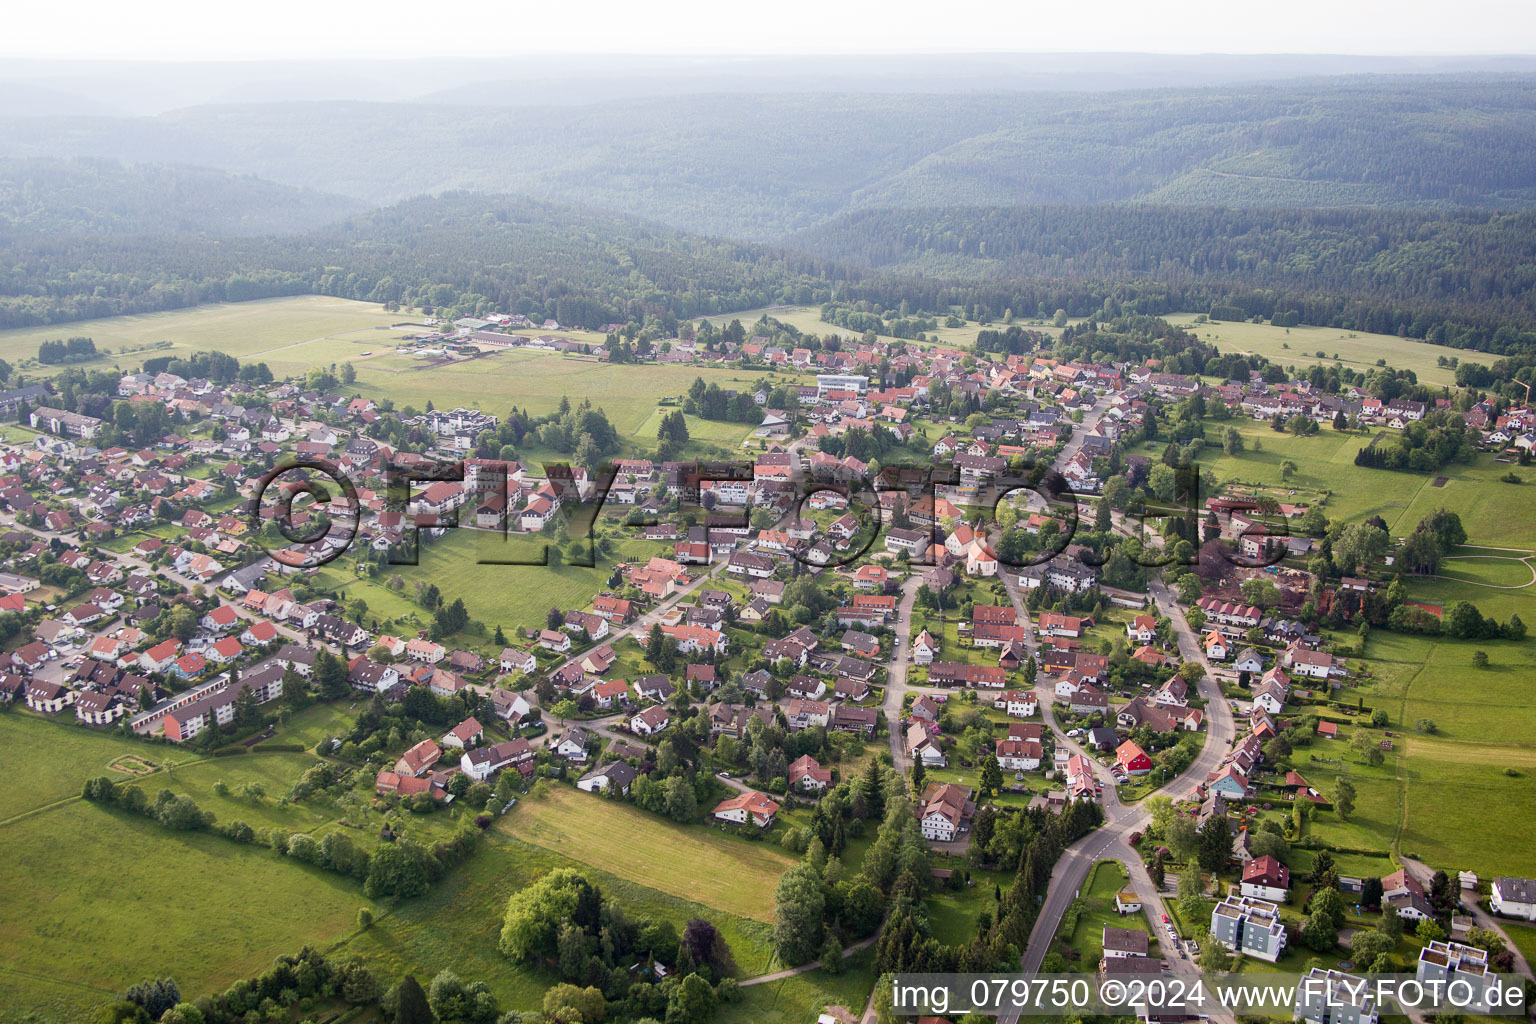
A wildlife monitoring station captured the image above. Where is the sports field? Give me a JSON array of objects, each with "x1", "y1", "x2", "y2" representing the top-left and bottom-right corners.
[{"x1": 503, "y1": 785, "x2": 796, "y2": 922}]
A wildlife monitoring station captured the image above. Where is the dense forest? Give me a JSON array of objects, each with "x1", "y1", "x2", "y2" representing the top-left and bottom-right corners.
[
  {"x1": 789, "y1": 205, "x2": 1536, "y2": 353},
  {"x1": 1, "y1": 76, "x2": 1534, "y2": 240},
  {"x1": 0, "y1": 157, "x2": 363, "y2": 237},
  {"x1": 0, "y1": 193, "x2": 843, "y2": 329}
]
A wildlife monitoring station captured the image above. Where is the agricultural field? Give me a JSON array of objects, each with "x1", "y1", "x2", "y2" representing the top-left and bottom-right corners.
[
  {"x1": 0, "y1": 295, "x2": 420, "y2": 378},
  {"x1": 501, "y1": 785, "x2": 797, "y2": 922},
  {"x1": 1164, "y1": 314, "x2": 1468, "y2": 387}
]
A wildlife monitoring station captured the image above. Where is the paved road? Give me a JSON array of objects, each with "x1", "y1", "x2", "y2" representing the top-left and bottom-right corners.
[
  {"x1": 991, "y1": 402, "x2": 1241, "y2": 1023},
  {"x1": 878, "y1": 573, "x2": 926, "y2": 772}
]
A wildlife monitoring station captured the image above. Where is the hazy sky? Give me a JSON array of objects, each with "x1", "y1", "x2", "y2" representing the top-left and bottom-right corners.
[{"x1": 4, "y1": 0, "x2": 1534, "y2": 58}]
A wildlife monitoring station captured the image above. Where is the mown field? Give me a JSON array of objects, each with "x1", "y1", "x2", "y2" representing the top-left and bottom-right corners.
[
  {"x1": 1306, "y1": 633, "x2": 1536, "y2": 877},
  {"x1": 0, "y1": 704, "x2": 852, "y2": 1022},
  {"x1": 0, "y1": 714, "x2": 197, "y2": 823},
  {"x1": 0, "y1": 295, "x2": 419, "y2": 378},
  {"x1": 0, "y1": 791, "x2": 374, "y2": 1024},
  {"x1": 348, "y1": 346, "x2": 805, "y2": 436},
  {"x1": 1152, "y1": 419, "x2": 1536, "y2": 548},
  {"x1": 331, "y1": 526, "x2": 671, "y2": 644},
  {"x1": 701, "y1": 303, "x2": 1073, "y2": 351},
  {"x1": 1164, "y1": 314, "x2": 1468, "y2": 387},
  {"x1": 502, "y1": 785, "x2": 796, "y2": 922}
]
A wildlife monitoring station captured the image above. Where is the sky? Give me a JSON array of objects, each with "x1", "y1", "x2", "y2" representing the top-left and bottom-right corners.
[{"x1": 3, "y1": 0, "x2": 1534, "y2": 59}]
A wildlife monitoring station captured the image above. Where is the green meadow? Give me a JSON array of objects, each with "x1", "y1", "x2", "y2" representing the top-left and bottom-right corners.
[
  {"x1": 0, "y1": 295, "x2": 418, "y2": 379},
  {"x1": 1165, "y1": 314, "x2": 1468, "y2": 387}
]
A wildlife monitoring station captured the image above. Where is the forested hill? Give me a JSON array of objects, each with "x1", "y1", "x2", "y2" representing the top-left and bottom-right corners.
[
  {"x1": 1, "y1": 75, "x2": 1534, "y2": 240},
  {"x1": 0, "y1": 157, "x2": 365, "y2": 237},
  {"x1": 785, "y1": 205, "x2": 1536, "y2": 316},
  {"x1": 0, "y1": 192, "x2": 842, "y2": 329}
]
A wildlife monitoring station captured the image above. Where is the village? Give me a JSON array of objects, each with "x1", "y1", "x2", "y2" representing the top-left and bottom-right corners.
[{"x1": 0, "y1": 308, "x2": 1533, "y2": 1024}]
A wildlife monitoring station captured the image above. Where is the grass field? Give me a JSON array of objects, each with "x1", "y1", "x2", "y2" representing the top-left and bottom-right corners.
[
  {"x1": 0, "y1": 800, "x2": 374, "y2": 1024},
  {"x1": 349, "y1": 346, "x2": 805, "y2": 437},
  {"x1": 0, "y1": 296, "x2": 419, "y2": 378},
  {"x1": 0, "y1": 713, "x2": 197, "y2": 824},
  {"x1": 503, "y1": 785, "x2": 796, "y2": 922},
  {"x1": 333, "y1": 528, "x2": 662, "y2": 641},
  {"x1": 0, "y1": 711, "x2": 823, "y2": 1022},
  {"x1": 1151, "y1": 420, "x2": 1536, "y2": 549},
  {"x1": 1314, "y1": 633, "x2": 1536, "y2": 876},
  {"x1": 1164, "y1": 314, "x2": 1468, "y2": 387},
  {"x1": 701, "y1": 304, "x2": 1072, "y2": 351}
]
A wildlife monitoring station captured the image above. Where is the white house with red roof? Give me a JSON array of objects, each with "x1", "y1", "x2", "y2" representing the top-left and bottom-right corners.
[{"x1": 713, "y1": 791, "x2": 780, "y2": 828}]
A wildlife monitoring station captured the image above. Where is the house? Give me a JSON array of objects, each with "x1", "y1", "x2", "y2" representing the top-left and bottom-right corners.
[
  {"x1": 1284, "y1": 642, "x2": 1337, "y2": 680},
  {"x1": 906, "y1": 722, "x2": 947, "y2": 766},
  {"x1": 442, "y1": 717, "x2": 484, "y2": 749},
  {"x1": 831, "y1": 704, "x2": 878, "y2": 736},
  {"x1": 492, "y1": 646, "x2": 535, "y2": 676},
  {"x1": 996, "y1": 736, "x2": 1043, "y2": 771},
  {"x1": 490, "y1": 689, "x2": 531, "y2": 722},
  {"x1": 1490, "y1": 877, "x2": 1536, "y2": 921},
  {"x1": 74, "y1": 690, "x2": 125, "y2": 726},
  {"x1": 911, "y1": 629, "x2": 937, "y2": 664},
  {"x1": 1102, "y1": 926, "x2": 1150, "y2": 959},
  {"x1": 1038, "y1": 612, "x2": 1087, "y2": 637},
  {"x1": 1206, "y1": 764, "x2": 1252, "y2": 800},
  {"x1": 1383, "y1": 868, "x2": 1434, "y2": 921},
  {"x1": 1126, "y1": 615, "x2": 1158, "y2": 644},
  {"x1": 917, "y1": 782, "x2": 974, "y2": 841},
  {"x1": 787, "y1": 697, "x2": 831, "y2": 730},
  {"x1": 1203, "y1": 630, "x2": 1228, "y2": 661},
  {"x1": 1210, "y1": 896, "x2": 1288, "y2": 962},
  {"x1": 592, "y1": 678, "x2": 629, "y2": 709},
  {"x1": 1115, "y1": 740, "x2": 1153, "y2": 777},
  {"x1": 460, "y1": 738, "x2": 534, "y2": 781},
  {"x1": 140, "y1": 638, "x2": 182, "y2": 673},
  {"x1": 576, "y1": 761, "x2": 639, "y2": 795},
  {"x1": 633, "y1": 674, "x2": 674, "y2": 702},
  {"x1": 713, "y1": 791, "x2": 781, "y2": 828},
  {"x1": 538, "y1": 629, "x2": 571, "y2": 654},
  {"x1": 789, "y1": 754, "x2": 833, "y2": 792},
  {"x1": 630, "y1": 705, "x2": 671, "y2": 736},
  {"x1": 1232, "y1": 647, "x2": 1264, "y2": 674},
  {"x1": 999, "y1": 689, "x2": 1038, "y2": 718},
  {"x1": 1241, "y1": 855, "x2": 1292, "y2": 902},
  {"x1": 24, "y1": 680, "x2": 74, "y2": 714},
  {"x1": 395, "y1": 739, "x2": 442, "y2": 777},
  {"x1": 551, "y1": 727, "x2": 592, "y2": 762},
  {"x1": 1294, "y1": 968, "x2": 1379, "y2": 1024},
  {"x1": 406, "y1": 638, "x2": 446, "y2": 663},
  {"x1": 1115, "y1": 891, "x2": 1144, "y2": 915}
]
